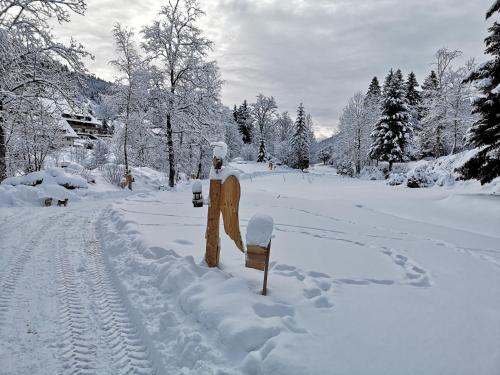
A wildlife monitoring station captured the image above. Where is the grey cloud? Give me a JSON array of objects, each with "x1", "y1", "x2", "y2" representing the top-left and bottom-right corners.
[{"x1": 53, "y1": 0, "x2": 491, "y2": 136}]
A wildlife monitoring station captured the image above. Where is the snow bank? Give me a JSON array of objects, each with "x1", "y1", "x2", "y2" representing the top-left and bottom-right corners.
[
  {"x1": 97, "y1": 206, "x2": 307, "y2": 374},
  {"x1": 384, "y1": 149, "x2": 498, "y2": 192},
  {"x1": 246, "y1": 214, "x2": 274, "y2": 247},
  {"x1": 0, "y1": 183, "x2": 81, "y2": 207},
  {"x1": 211, "y1": 141, "x2": 228, "y2": 160},
  {"x1": 1, "y1": 168, "x2": 88, "y2": 189}
]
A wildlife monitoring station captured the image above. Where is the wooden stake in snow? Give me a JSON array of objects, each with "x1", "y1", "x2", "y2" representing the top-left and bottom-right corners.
[
  {"x1": 192, "y1": 142, "x2": 244, "y2": 267},
  {"x1": 245, "y1": 214, "x2": 274, "y2": 295}
]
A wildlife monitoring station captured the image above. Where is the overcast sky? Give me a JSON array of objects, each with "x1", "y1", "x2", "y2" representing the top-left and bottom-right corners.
[{"x1": 53, "y1": 0, "x2": 492, "y2": 138}]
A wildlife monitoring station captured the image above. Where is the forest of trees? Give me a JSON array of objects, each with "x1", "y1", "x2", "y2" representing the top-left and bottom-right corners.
[
  {"x1": 323, "y1": 47, "x2": 479, "y2": 176},
  {"x1": 0, "y1": 0, "x2": 499, "y2": 186}
]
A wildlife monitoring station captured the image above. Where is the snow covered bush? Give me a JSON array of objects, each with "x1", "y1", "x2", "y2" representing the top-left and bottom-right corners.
[
  {"x1": 387, "y1": 173, "x2": 406, "y2": 186},
  {"x1": 1, "y1": 168, "x2": 87, "y2": 189},
  {"x1": 103, "y1": 163, "x2": 125, "y2": 186},
  {"x1": 241, "y1": 144, "x2": 258, "y2": 161},
  {"x1": 406, "y1": 163, "x2": 437, "y2": 188},
  {"x1": 360, "y1": 166, "x2": 386, "y2": 180}
]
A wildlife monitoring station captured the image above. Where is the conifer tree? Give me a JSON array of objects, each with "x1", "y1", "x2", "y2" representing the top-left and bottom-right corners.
[
  {"x1": 236, "y1": 100, "x2": 252, "y2": 144},
  {"x1": 459, "y1": 1, "x2": 500, "y2": 184},
  {"x1": 233, "y1": 105, "x2": 238, "y2": 122},
  {"x1": 291, "y1": 103, "x2": 310, "y2": 170},
  {"x1": 364, "y1": 76, "x2": 382, "y2": 106},
  {"x1": 405, "y1": 72, "x2": 421, "y2": 108},
  {"x1": 368, "y1": 69, "x2": 410, "y2": 171}
]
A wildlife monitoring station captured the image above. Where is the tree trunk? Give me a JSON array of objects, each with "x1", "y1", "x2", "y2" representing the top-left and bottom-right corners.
[
  {"x1": 0, "y1": 100, "x2": 6, "y2": 180},
  {"x1": 389, "y1": 160, "x2": 393, "y2": 172},
  {"x1": 166, "y1": 113, "x2": 176, "y2": 187},
  {"x1": 196, "y1": 144, "x2": 203, "y2": 179},
  {"x1": 451, "y1": 119, "x2": 458, "y2": 155}
]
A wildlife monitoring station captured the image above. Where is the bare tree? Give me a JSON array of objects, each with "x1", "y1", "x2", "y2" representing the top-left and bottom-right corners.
[
  {"x1": 0, "y1": 0, "x2": 88, "y2": 179},
  {"x1": 110, "y1": 23, "x2": 143, "y2": 174},
  {"x1": 142, "y1": 0, "x2": 213, "y2": 187}
]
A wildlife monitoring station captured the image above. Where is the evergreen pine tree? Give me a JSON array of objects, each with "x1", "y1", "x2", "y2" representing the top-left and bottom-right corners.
[
  {"x1": 404, "y1": 72, "x2": 421, "y2": 157},
  {"x1": 233, "y1": 105, "x2": 238, "y2": 122},
  {"x1": 364, "y1": 76, "x2": 382, "y2": 106},
  {"x1": 405, "y1": 72, "x2": 421, "y2": 107},
  {"x1": 368, "y1": 69, "x2": 411, "y2": 171},
  {"x1": 458, "y1": 1, "x2": 500, "y2": 184},
  {"x1": 236, "y1": 100, "x2": 252, "y2": 144},
  {"x1": 291, "y1": 103, "x2": 310, "y2": 170}
]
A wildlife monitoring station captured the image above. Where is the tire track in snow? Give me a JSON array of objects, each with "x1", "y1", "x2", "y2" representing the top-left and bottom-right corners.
[
  {"x1": 56, "y1": 243, "x2": 98, "y2": 375},
  {"x1": 85, "y1": 228, "x2": 161, "y2": 375},
  {"x1": 0, "y1": 214, "x2": 60, "y2": 329}
]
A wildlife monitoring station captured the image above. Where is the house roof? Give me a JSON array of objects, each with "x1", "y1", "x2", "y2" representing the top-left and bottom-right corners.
[{"x1": 58, "y1": 118, "x2": 79, "y2": 138}]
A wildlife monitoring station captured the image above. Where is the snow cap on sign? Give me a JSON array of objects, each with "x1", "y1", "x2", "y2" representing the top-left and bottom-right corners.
[
  {"x1": 211, "y1": 142, "x2": 228, "y2": 160},
  {"x1": 192, "y1": 179, "x2": 202, "y2": 193},
  {"x1": 246, "y1": 213, "x2": 274, "y2": 247}
]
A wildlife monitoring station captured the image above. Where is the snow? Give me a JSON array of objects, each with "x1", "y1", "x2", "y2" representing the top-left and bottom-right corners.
[
  {"x1": 192, "y1": 179, "x2": 203, "y2": 193},
  {"x1": 246, "y1": 214, "x2": 274, "y2": 247},
  {"x1": 211, "y1": 141, "x2": 228, "y2": 160},
  {"x1": 1, "y1": 162, "x2": 499, "y2": 374}
]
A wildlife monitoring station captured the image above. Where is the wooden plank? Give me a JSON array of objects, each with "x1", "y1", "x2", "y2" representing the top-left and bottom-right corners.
[
  {"x1": 205, "y1": 179, "x2": 221, "y2": 267},
  {"x1": 245, "y1": 258, "x2": 266, "y2": 271},
  {"x1": 221, "y1": 175, "x2": 244, "y2": 252},
  {"x1": 246, "y1": 245, "x2": 268, "y2": 255}
]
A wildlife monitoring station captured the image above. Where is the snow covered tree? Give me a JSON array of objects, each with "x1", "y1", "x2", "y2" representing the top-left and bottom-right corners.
[
  {"x1": 235, "y1": 100, "x2": 252, "y2": 144},
  {"x1": 110, "y1": 23, "x2": 143, "y2": 174},
  {"x1": 418, "y1": 71, "x2": 440, "y2": 155},
  {"x1": 251, "y1": 94, "x2": 277, "y2": 161},
  {"x1": 418, "y1": 49, "x2": 475, "y2": 157},
  {"x1": 291, "y1": 103, "x2": 309, "y2": 170},
  {"x1": 273, "y1": 111, "x2": 294, "y2": 164},
  {"x1": 446, "y1": 59, "x2": 478, "y2": 154},
  {"x1": 306, "y1": 114, "x2": 317, "y2": 164},
  {"x1": 459, "y1": 2, "x2": 500, "y2": 184},
  {"x1": 369, "y1": 69, "x2": 410, "y2": 171},
  {"x1": 142, "y1": 0, "x2": 215, "y2": 187},
  {"x1": 365, "y1": 77, "x2": 382, "y2": 106},
  {"x1": 318, "y1": 148, "x2": 332, "y2": 165},
  {"x1": 0, "y1": 0, "x2": 88, "y2": 179},
  {"x1": 405, "y1": 72, "x2": 421, "y2": 131},
  {"x1": 405, "y1": 72, "x2": 421, "y2": 108},
  {"x1": 224, "y1": 111, "x2": 243, "y2": 159},
  {"x1": 336, "y1": 92, "x2": 370, "y2": 174}
]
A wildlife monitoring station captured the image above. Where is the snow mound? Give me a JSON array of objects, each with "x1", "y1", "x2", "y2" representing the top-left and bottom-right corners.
[
  {"x1": 211, "y1": 141, "x2": 228, "y2": 160},
  {"x1": 246, "y1": 214, "x2": 274, "y2": 247},
  {"x1": 97, "y1": 207, "x2": 306, "y2": 374},
  {"x1": 1, "y1": 168, "x2": 88, "y2": 189},
  {"x1": 385, "y1": 150, "x2": 494, "y2": 190},
  {"x1": 0, "y1": 183, "x2": 81, "y2": 207},
  {"x1": 192, "y1": 179, "x2": 202, "y2": 193}
]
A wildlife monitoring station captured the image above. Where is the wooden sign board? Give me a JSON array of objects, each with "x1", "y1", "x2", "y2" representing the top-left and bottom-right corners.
[{"x1": 246, "y1": 245, "x2": 268, "y2": 271}]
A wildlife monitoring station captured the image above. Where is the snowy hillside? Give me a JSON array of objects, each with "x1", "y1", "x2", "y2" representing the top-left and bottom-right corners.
[{"x1": 1, "y1": 163, "x2": 498, "y2": 374}]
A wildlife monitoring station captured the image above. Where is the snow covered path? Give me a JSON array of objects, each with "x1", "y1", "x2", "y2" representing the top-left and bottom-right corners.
[
  {"x1": 0, "y1": 202, "x2": 161, "y2": 374},
  {"x1": 0, "y1": 166, "x2": 499, "y2": 374}
]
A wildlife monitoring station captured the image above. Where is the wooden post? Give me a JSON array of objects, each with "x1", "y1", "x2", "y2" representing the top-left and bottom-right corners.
[
  {"x1": 205, "y1": 179, "x2": 222, "y2": 267},
  {"x1": 262, "y1": 242, "x2": 271, "y2": 296}
]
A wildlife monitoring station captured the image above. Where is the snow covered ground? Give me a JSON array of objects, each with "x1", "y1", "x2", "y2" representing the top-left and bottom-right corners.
[{"x1": 0, "y1": 162, "x2": 499, "y2": 374}]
